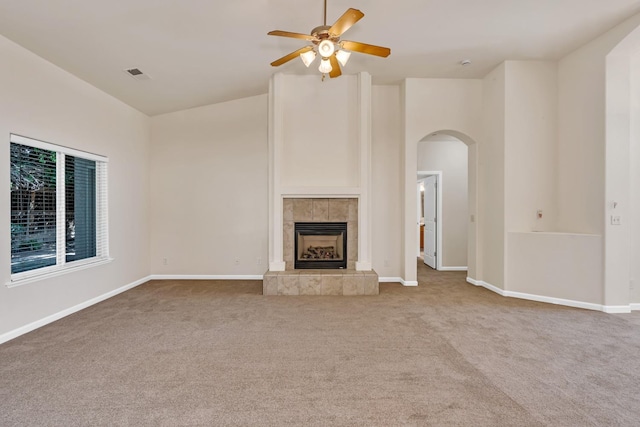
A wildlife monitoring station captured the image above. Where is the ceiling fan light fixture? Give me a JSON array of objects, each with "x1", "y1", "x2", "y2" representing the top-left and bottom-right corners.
[
  {"x1": 318, "y1": 58, "x2": 333, "y2": 73},
  {"x1": 318, "y1": 39, "x2": 335, "y2": 58},
  {"x1": 336, "y1": 49, "x2": 351, "y2": 66},
  {"x1": 300, "y1": 49, "x2": 317, "y2": 67}
]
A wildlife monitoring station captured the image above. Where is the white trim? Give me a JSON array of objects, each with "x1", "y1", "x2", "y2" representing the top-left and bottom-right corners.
[
  {"x1": 355, "y1": 261, "x2": 372, "y2": 271},
  {"x1": 280, "y1": 187, "x2": 361, "y2": 197},
  {"x1": 439, "y1": 266, "x2": 468, "y2": 271},
  {"x1": 417, "y1": 171, "x2": 443, "y2": 270},
  {"x1": 10, "y1": 133, "x2": 108, "y2": 163},
  {"x1": 7, "y1": 257, "x2": 114, "y2": 288},
  {"x1": 0, "y1": 275, "x2": 149, "y2": 345},
  {"x1": 466, "y1": 277, "x2": 633, "y2": 313},
  {"x1": 504, "y1": 290, "x2": 605, "y2": 312},
  {"x1": 401, "y1": 279, "x2": 418, "y2": 286},
  {"x1": 467, "y1": 278, "x2": 505, "y2": 295},
  {"x1": 149, "y1": 275, "x2": 264, "y2": 281},
  {"x1": 269, "y1": 261, "x2": 285, "y2": 271},
  {"x1": 378, "y1": 277, "x2": 403, "y2": 283},
  {"x1": 601, "y1": 305, "x2": 632, "y2": 314},
  {"x1": 630, "y1": 303, "x2": 640, "y2": 311}
]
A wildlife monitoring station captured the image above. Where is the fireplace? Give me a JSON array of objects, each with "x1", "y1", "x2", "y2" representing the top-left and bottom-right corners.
[{"x1": 295, "y1": 222, "x2": 347, "y2": 269}]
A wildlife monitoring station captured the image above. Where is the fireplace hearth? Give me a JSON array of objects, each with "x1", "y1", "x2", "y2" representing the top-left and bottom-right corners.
[{"x1": 295, "y1": 222, "x2": 347, "y2": 269}]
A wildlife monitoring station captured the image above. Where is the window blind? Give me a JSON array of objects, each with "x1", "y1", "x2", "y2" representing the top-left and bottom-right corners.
[{"x1": 9, "y1": 134, "x2": 109, "y2": 281}]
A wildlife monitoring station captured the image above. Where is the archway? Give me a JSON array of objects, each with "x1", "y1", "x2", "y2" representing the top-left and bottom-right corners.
[
  {"x1": 417, "y1": 133, "x2": 469, "y2": 271},
  {"x1": 403, "y1": 129, "x2": 478, "y2": 286}
]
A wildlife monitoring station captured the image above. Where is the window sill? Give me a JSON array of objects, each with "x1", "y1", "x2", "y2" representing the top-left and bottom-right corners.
[{"x1": 6, "y1": 257, "x2": 114, "y2": 288}]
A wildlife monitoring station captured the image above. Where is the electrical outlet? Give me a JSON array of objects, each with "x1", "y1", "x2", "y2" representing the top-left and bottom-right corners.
[
  {"x1": 611, "y1": 215, "x2": 622, "y2": 225},
  {"x1": 162, "y1": 258, "x2": 167, "y2": 266},
  {"x1": 235, "y1": 258, "x2": 240, "y2": 265},
  {"x1": 257, "y1": 257, "x2": 261, "y2": 265},
  {"x1": 384, "y1": 259, "x2": 390, "y2": 267}
]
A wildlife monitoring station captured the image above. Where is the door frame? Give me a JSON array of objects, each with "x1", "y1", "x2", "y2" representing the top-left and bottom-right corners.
[{"x1": 418, "y1": 170, "x2": 443, "y2": 270}]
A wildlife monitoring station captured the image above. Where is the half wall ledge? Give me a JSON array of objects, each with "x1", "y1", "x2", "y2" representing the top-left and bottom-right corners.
[{"x1": 263, "y1": 269, "x2": 379, "y2": 296}]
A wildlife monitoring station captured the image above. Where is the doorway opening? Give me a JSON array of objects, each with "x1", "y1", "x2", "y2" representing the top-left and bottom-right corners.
[
  {"x1": 417, "y1": 173, "x2": 441, "y2": 269},
  {"x1": 412, "y1": 132, "x2": 471, "y2": 274}
]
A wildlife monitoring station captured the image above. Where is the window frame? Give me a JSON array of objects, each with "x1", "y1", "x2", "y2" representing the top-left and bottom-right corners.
[{"x1": 7, "y1": 134, "x2": 111, "y2": 287}]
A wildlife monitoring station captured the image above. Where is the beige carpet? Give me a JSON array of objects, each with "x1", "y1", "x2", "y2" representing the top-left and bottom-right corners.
[{"x1": 1, "y1": 262, "x2": 639, "y2": 426}]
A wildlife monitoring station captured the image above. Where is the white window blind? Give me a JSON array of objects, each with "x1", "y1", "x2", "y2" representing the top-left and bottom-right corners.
[{"x1": 9, "y1": 134, "x2": 110, "y2": 284}]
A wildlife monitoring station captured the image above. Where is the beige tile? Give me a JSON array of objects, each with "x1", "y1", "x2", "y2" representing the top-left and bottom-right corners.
[
  {"x1": 343, "y1": 274, "x2": 364, "y2": 296},
  {"x1": 312, "y1": 199, "x2": 329, "y2": 221},
  {"x1": 278, "y1": 274, "x2": 299, "y2": 295},
  {"x1": 347, "y1": 261, "x2": 356, "y2": 270},
  {"x1": 321, "y1": 274, "x2": 344, "y2": 295},
  {"x1": 293, "y1": 199, "x2": 313, "y2": 221},
  {"x1": 347, "y1": 221, "x2": 358, "y2": 240},
  {"x1": 263, "y1": 273, "x2": 278, "y2": 295},
  {"x1": 329, "y1": 199, "x2": 349, "y2": 221},
  {"x1": 363, "y1": 273, "x2": 379, "y2": 295},
  {"x1": 298, "y1": 275, "x2": 322, "y2": 295},
  {"x1": 283, "y1": 221, "x2": 294, "y2": 264},
  {"x1": 283, "y1": 198, "x2": 294, "y2": 221},
  {"x1": 347, "y1": 238, "x2": 357, "y2": 261},
  {"x1": 347, "y1": 199, "x2": 358, "y2": 221},
  {"x1": 285, "y1": 261, "x2": 293, "y2": 271}
]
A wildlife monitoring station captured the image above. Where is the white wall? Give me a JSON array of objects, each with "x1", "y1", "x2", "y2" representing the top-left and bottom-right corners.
[
  {"x1": 281, "y1": 75, "x2": 360, "y2": 189},
  {"x1": 372, "y1": 85, "x2": 403, "y2": 278},
  {"x1": 149, "y1": 95, "x2": 269, "y2": 276},
  {"x1": 558, "y1": 12, "x2": 640, "y2": 308},
  {"x1": 507, "y1": 232, "x2": 603, "y2": 305},
  {"x1": 402, "y1": 78, "x2": 483, "y2": 283},
  {"x1": 418, "y1": 138, "x2": 468, "y2": 268},
  {"x1": 0, "y1": 35, "x2": 150, "y2": 338},
  {"x1": 631, "y1": 52, "x2": 640, "y2": 304},
  {"x1": 479, "y1": 65, "x2": 506, "y2": 289},
  {"x1": 504, "y1": 61, "x2": 558, "y2": 233}
]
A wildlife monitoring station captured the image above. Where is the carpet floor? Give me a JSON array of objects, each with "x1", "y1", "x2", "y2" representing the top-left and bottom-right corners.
[{"x1": 1, "y1": 262, "x2": 639, "y2": 426}]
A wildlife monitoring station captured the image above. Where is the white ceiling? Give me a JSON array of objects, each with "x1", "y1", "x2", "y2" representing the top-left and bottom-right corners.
[{"x1": 1, "y1": 0, "x2": 639, "y2": 116}]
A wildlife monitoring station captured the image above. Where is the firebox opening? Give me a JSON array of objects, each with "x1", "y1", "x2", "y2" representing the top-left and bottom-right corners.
[{"x1": 294, "y1": 222, "x2": 347, "y2": 269}]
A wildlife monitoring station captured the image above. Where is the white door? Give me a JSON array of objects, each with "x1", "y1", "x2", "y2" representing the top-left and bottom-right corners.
[{"x1": 423, "y1": 175, "x2": 437, "y2": 269}]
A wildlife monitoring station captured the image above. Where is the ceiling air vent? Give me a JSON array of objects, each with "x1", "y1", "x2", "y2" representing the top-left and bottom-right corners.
[{"x1": 124, "y1": 68, "x2": 152, "y2": 81}]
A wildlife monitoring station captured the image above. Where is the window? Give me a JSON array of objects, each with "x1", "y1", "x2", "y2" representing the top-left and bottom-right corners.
[{"x1": 9, "y1": 134, "x2": 109, "y2": 284}]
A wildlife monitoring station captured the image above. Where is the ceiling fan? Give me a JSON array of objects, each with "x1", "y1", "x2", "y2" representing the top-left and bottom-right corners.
[{"x1": 267, "y1": 0, "x2": 391, "y2": 79}]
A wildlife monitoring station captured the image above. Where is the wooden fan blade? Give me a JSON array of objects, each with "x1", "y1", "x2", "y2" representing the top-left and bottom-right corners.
[
  {"x1": 271, "y1": 46, "x2": 314, "y2": 67},
  {"x1": 329, "y1": 54, "x2": 341, "y2": 78},
  {"x1": 328, "y1": 8, "x2": 364, "y2": 37},
  {"x1": 341, "y1": 40, "x2": 391, "y2": 57},
  {"x1": 268, "y1": 30, "x2": 317, "y2": 41}
]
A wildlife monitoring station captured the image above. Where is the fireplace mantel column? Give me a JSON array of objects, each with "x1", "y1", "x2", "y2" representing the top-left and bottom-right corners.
[
  {"x1": 268, "y1": 74, "x2": 285, "y2": 271},
  {"x1": 268, "y1": 72, "x2": 373, "y2": 272},
  {"x1": 356, "y1": 72, "x2": 372, "y2": 271}
]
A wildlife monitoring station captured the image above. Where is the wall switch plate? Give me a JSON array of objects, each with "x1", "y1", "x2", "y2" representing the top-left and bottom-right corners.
[{"x1": 611, "y1": 215, "x2": 622, "y2": 225}]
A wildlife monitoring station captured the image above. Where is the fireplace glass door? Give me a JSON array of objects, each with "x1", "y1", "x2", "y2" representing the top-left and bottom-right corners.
[{"x1": 294, "y1": 222, "x2": 347, "y2": 269}]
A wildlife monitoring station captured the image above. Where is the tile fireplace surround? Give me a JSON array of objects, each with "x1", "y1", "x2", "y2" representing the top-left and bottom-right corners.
[{"x1": 263, "y1": 198, "x2": 379, "y2": 295}]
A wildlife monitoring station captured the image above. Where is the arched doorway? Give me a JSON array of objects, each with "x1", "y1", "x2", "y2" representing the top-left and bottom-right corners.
[
  {"x1": 417, "y1": 133, "x2": 469, "y2": 271},
  {"x1": 403, "y1": 129, "x2": 478, "y2": 286}
]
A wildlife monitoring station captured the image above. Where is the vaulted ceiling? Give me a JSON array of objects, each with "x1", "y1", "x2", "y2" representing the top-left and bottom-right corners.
[{"x1": 1, "y1": 0, "x2": 639, "y2": 116}]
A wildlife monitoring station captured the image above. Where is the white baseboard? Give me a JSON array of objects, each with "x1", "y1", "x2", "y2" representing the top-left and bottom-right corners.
[
  {"x1": 466, "y1": 277, "x2": 633, "y2": 313},
  {"x1": 439, "y1": 266, "x2": 468, "y2": 271},
  {"x1": 631, "y1": 303, "x2": 640, "y2": 311},
  {"x1": 149, "y1": 275, "x2": 264, "y2": 280},
  {"x1": 466, "y1": 277, "x2": 505, "y2": 296},
  {"x1": 378, "y1": 277, "x2": 403, "y2": 283},
  {"x1": 378, "y1": 277, "x2": 417, "y2": 286},
  {"x1": 401, "y1": 279, "x2": 418, "y2": 286},
  {"x1": 0, "y1": 275, "x2": 151, "y2": 345},
  {"x1": 602, "y1": 305, "x2": 633, "y2": 314}
]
